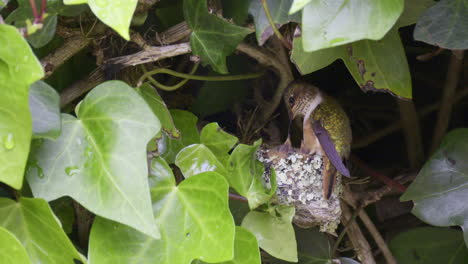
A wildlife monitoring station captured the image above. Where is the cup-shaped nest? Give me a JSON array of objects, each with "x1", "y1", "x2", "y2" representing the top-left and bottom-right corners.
[{"x1": 257, "y1": 145, "x2": 342, "y2": 234}]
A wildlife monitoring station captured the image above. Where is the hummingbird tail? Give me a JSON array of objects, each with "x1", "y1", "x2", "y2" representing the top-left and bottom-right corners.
[{"x1": 323, "y1": 156, "x2": 337, "y2": 199}]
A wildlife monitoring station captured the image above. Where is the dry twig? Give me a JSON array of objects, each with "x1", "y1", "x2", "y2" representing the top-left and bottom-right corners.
[
  {"x1": 341, "y1": 203, "x2": 376, "y2": 264},
  {"x1": 397, "y1": 99, "x2": 424, "y2": 168},
  {"x1": 41, "y1": 35, "x2": 91, "y2": 79},
  {"x1": 430, "y1": 50, "x2": 465, "y2": 154}
]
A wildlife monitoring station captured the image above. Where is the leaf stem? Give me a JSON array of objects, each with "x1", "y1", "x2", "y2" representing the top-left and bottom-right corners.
[
  {"x1": 332, "y1": 207, "x2": 359, "y2": 256},
  {"x1": 28, "y1": 0, "x2": 40, "y2": 21},
  {"x1": 260, "y1": 0, "x2": 292, "y2": 50},
  {"x1": 229, "y1": 193, "x2": 248, "y2": 203},
  {"x1": 41, "y1": 0, "x2": 47, "y2": 15},
  {"x1": 140, "y1": 63, "x2": 200, "y2": 91},
  {"x1": 138, "y1": 66, "x2": 264, "y2": 90}
]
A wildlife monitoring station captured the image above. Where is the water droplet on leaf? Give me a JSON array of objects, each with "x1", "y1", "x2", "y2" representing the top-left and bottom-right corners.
[
  {"x1": 3, "y1": 133, "x2": 15, "y2": 150},
  {"x1": 37, "y1": 166, "x2": 45, "y2": 179},
  {"x1": 65, "y1": 166, "x2": 80, "y2": 177}
]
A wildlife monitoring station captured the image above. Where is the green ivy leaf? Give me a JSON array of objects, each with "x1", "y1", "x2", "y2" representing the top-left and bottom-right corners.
[
  {"x1": 200, "y1": 122, "x2": 238, "y2": 162},
  {"x1": 183, "y1": 0, "x2": 252, "y2": 73},
  {"x1": 249, "y1": 0, "x2": 301, "y2": 45},
  {"x1": 175, "y1": 144, "x2": 229, "y2": 177},
  {"x1": 0, "y1": 0, "x2": 9, "y2": 11},
  {"x1": 291, "y1": 36, "x2": 345, "y2": 74},
  {"x1": 161, "y1": 110, "x2": 200, "y2": 164},
  {"x1": 0, "y1": 227, "x2": 31, "y2": 264},
  {"x1": 269, "y1": 227, "x2": 332, "y2": 264},
  {"x1": 289, "y1": 0, "x2": 312, "y2": 14},
  {"x1": 341, "y1": 29, "x2": 412, "y2": 99},
  {"x1": 0, "y1": 197, "x2": 85, "y2": 263},
  {"x1": 389, "y1": 227, "x2": 468, "y2": 264},
  {"x1": 136, "y1": 83, "x2": 180, "y2": 139},
  {"x1": 27, "y1": 15, "x2": 58, "y2": 48},
  {"x1": 26, "y1": 81, "x2": 160, "y2": 239},
  {"x1": 414, "y1": 0, "x2": 468, "y2": 49},
  {"x1": 29, "y1": 81, "x2": 61, "y2": 139},
  {"x1": 0, "y1": 24, "x2": 43, "y2": 189},
  {"x1": 88, "y1": 158, "x2": 235, "y2": 264},
  {"x1": 291, "y1": 29, "x2": 412, "y2": 99},
  {"x1": 401, "y1": 129, "x2": 468, "y2": 246},
  {"x1": 195, "y1": 227, "x2": 261, "y2": 264},
  {"x1": 176, "y1": 139, "x2": 275, "y2": 209},
  {"x1": 64, "y1": 0, "x2": 137, "y2": 40},
  {"x1": 227, "y1": 140, "x2": 276, "y2": 209},
  {"x1": 242, "y1": 205, "x2": 297, "y2": 262},
  {"x1": 301, "y1": 0, "x2": 404, "y2": 52},
  {"x1": 6, "y1": 0, "x2": 86, "y2": 48}
]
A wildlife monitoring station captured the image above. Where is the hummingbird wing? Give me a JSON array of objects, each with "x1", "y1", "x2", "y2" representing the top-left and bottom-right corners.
[{"x1": 312, "y1": 121, "x2": 351, "y2": 178}]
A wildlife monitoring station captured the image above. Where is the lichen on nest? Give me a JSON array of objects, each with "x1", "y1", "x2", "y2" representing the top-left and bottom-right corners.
[{"x1": 257, "y1": 145, "x2": 342, "y2": 234}]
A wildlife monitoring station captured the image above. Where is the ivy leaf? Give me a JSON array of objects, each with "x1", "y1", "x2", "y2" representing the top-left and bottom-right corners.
[
  {"x1": 183, "y1": 0, "x2": 252, "y2": 73},
  {"x1": 176, "y1": 139, "x2": 275, "y2": 209},
  {"x1": 269, "y1": 227, "x2": 332, "y2": 264},
  {"x1": 414, "y1": 0, "x2": 468, "y2": 49},
  {"x1": 175, "y1": 144, "x2": 229, "y2": 178},
  {"x1": 0, "y1": 197, "x2": 85, "y2": 263},
  {"x1": 291, "y1": 29, "x2": 412, "y2": 99},
  {"x1": 161, "y1": 110, "x2": 200, "y2": 164},
  {"x1": 88, "y1": 158, "x2": 235, "y2": 264},
  {"x1": 6, "y1": 0, "x2": 86, "y2": 48},
  {"x1": 389, "y1": 227, "x2": 468, "y2": 263},
  {"x1": 341, "y1": 29, "x2": 412, "y2": 99},
  {"x1": 401, "y1": 129, "x2": 468, "y2": 246},
  {"x1": 195, "y1": 227, "x2": 261, "y2": 264},
  {"x1": 301, "y1": 0, "x2": 404, "y2": 52},
  {"x1": 242, "y1": 205, "x2": 297, "y2": 262},
  {"x1": 136, "y1": 83, "x2": 180, "y2": 139},
  {"x1": 289, "y1": 0, "x2": 312, "y2": 14},
  {"x1": 27, "y1": 15, "x2": 58, "y2": 48},
  {"x1": 29, "y1": 81, "x2": 61, "y2": 139},
  {"x1": 0, "y1": 227, "x2": 30, "y2": 264},
  {"x1": 26, "y1": 81, "x2": 160, "y2": 239},
  {"x1": 249, "y1": 0, "x2": 301, "y2": 45},
  {"x1": 0, "y1": 0, "x2": 8, "y2": 10},
  {"x1": 0, "y1": 24, "x2": 43, "y2": 189},
  {"x1": 200, "y1": 122, "x2": 238, "y2": 162},
  {"x1": 291, "y1": 36, "x2": 344, "y2": 74},
  {"x1": 64, "y1": 0, "x2": 137, "y2": 40},
  {"x1": 227, "y1": 140, "x2": 277, "y2": 209}
]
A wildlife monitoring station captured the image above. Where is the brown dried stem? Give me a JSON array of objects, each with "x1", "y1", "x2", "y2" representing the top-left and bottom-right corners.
[
  {"x1": 397, "y1": 99, "x2": 424, "y2": 168},
  {"x1": 41, "y1": 35, "x2": 91, "y2": 79},
  {"x1": 60, "y1": 68, "x2": 106, "y2": 107},
  {"x1": 351, "y1": 155, "x2": 407, "y2": 193},
  {"x1": 341, "y1": 203, "x2": 376, "y2": 264},
  {"x1": 358, "y1": 173, "x2": 416, "y2": 208},
  {"x1": 104, "y1": 43, "x2": 192, "y2": 68},
  {"x1": 236, "y1": 42, "x2": 294, "y2": 123},
  {"x1": 430, "y1": 50, "x2": 465, "y2": 154}
]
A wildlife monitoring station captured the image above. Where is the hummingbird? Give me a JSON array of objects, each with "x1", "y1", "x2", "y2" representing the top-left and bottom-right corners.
[{"x1": 283, "y1": 81, "x2": 352, "y2": 199}]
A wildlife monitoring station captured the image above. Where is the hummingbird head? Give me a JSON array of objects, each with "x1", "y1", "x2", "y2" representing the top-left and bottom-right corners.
[{"x1": 284, "y1": 81, "x2": 323, "y2": 121}]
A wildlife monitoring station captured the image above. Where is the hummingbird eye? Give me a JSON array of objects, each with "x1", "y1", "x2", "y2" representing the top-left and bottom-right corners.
[{"x1": 288, "y1": 96, "x2": 295, "y2": 105}]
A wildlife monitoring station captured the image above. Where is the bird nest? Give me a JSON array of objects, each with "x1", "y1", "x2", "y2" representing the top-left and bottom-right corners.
[{"x1": 257, "y1": 145, "x2": 342, "y2": 234}]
